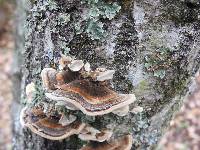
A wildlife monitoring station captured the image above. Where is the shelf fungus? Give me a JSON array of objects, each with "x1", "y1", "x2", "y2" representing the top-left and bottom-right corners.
[
  {"x1": 96, "y1": 69, "x2": 115, "y2": 82},
  {"x1": 45, "y1": 79, "x2": 136, "y2": 116},
  {"x1": 41, "y1": 68, "x2": 57, "y2": 90},
  {"x1": 25, "y1": 82, "x2": 36, "y2": 103},
  {"x1": 78, "y1": 125, "x2": 112, "y2": 142},
  {"x1": 23, "y1": 55, "x2": 138, "y2": 142},
  {"x1": 42, "y1": 55, "x2": 136, "y2": 116},
  {"x1": 41, "y1": 68, "x2": 79, "y2": 91},
  {"x1": 130, "y1": 106, "x2": 144, "y2": 114},
  {"x1": 59, "y1": 54, "x2": 72, "y2": 70},
  {"x1": 20, "y1": 106, "x2": 85, "y2": 140},
  {"x1": 112, "y1": 105, "x2": 130, "y2": 116},
  {"x1": 80, "y1": 135, "x2": 133, "y2": 150},
  {"x1": 68, "y1": 60, "x2": 84, "y2": 72}
]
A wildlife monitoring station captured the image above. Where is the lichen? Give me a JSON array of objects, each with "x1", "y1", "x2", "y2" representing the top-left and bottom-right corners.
[
  {"x1": 144, "y1": 46, "x2": 175, "y2": 79},
  {"x1": 27, "y1": 81, "x2": 45, "y2": 107},
  {"x1": 75, "y1": 0, "x2": 121, "y2": 40}
]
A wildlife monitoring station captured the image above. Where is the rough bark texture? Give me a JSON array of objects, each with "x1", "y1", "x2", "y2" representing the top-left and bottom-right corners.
[{"x1": 12, "y1": 0, "x2": 200, "y2": 149}]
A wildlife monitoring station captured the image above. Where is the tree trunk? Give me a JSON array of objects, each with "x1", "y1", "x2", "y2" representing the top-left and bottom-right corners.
[{"x1": 12, "y1": 0, "x2": 200, "y2": 149}]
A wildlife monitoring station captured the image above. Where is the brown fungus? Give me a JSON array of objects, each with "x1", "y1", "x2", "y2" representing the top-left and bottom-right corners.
[
  {"x1": 58, "y1": 113, "x2": 77, "y2": 126},
  {"x1": 20, "y1": 106, "x2": 85, "y2": 140},
  {"x1": 41, "y1": 68, "x2": 80, "y2": 91},
  {"x1": 41, "y1": 68, "x2": 57, "y2": 90},
  {"x1": 80, "y1": 135, "x2": 133, "y2": 150},
  {"x1": 45, "y1": 79, "x2": 136, "y2": 116},
  {"x1": 55, "y1": 70, "x2": 79, "y2": 85}
]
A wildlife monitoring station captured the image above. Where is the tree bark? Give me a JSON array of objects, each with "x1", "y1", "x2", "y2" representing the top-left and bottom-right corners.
[{"x1": 12, "y1": 0, "x2": 200, "y2": 149}]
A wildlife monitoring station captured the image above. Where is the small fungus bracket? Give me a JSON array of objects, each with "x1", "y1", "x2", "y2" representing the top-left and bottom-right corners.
[
  {"x1": 20, "y1": 106, "x2": 85, "y2": 140},
  {"x1": 80, "y1": 135, "x2": 133, "y2": 150}
]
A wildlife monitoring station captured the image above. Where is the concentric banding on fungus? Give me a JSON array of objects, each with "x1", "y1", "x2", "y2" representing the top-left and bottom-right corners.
[
  {"x1": 41, "y1": 68, "x2": 57, "y2": 90},
  {"x1": 45, "y1": 80, "x2": 136, "y2": 116},
  {"x1": 21, "y1": 107, "x2": 85, "y2": 140},
  {"x1": 80, "y1": 135, "x2": 133, "y2": 150}
]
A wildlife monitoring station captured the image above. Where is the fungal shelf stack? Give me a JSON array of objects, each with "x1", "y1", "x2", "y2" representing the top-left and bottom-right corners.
[{"x1": 20, "y1": 54, "x2": 137, "y2": 150}]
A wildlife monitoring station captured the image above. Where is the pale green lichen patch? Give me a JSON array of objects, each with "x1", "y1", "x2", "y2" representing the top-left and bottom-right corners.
[
  {"x1": 133, "y1": 80, "x2": 150, "y2": 98},
  {"x1": 75, "y1": 0, "x2": 121, "y2": 40},
  {"x1": 144, "y1": 47, "x2": 176, "y2": 79}
]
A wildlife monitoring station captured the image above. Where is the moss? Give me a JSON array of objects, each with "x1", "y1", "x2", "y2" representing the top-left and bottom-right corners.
[{"x1": 134, "y1": 80, "x2": 149, "y2": 96}]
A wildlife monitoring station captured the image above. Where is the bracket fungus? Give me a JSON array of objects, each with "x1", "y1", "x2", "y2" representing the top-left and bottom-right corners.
[
  {"x1": 20, "y1": 106, "x2": 85, "y2": 140},
  {"x1": 25, "y1": 82, "x2": 36, "y2": 103},
  {"x1": 130, "y1": 106, "x2": 144, "y2": 114},
  {"x1": 59, "y1": 54, "x2": 72, "y2": 70},
  {"x1": 80, "y1": 135, "x2": 133, "y2": 150},
  {"x1": 112, "y1": 105, "x2": 130, "y2": 116},
  {"x1": 78, "y1": 125, "x2": 113, "y2": 142},
  {"x1": 21, "y1": 54, "x2": 137, "y2": 143},
  {"x1": 41, "y1": 68, "x2": 57, "y2": 90},
  {"x1": 58, "y1": 113, "x2": 77, "y2": 126},
  {"x1": 68, "y1": 60, "x2": 84, "y2": 72},
  {"x1": 84, "y1": 62, "x2": 91, "y2": 72},
  {"x1": 40, "y1": 55, "x2": 136, "y2": 116},
  {"x1": 96, "y1": 70, "x2": 115, "y2": 81},
  {"x1": 45, "y1": 79, "x2": 136, "y2": 116}
]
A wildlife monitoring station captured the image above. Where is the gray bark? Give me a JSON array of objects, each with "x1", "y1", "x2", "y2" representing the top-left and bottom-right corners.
[{"x1": 12, "y1": 0, "x2": 200, "y2": 149}]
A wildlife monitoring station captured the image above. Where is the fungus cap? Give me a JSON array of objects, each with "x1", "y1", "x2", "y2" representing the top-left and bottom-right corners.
[
  {"x1": 20, "y1": 107, "x2": 85, "y2": 140},
  {"x1": 55, "y1": 101, "x2": 78, "y2": 110},
  {"x1": 20, "y1": 107, "x2": 28, "y2": 127},
  {"x1": 59, "y1": 54, "x2": 72, "y2": 70},
  {"x1": 80, "y1": 135, "x2": 133, "y2": 150},
  {"x1": 56, "y1": 71, "x2": 66, "y2": 85},
  {"x1": 84, "y1": 62, "x2": 91, "y2": 72},
  {"x1": 112, "y1": 105, "x2": 130, "y2": 116},
  {"x1": 68, "y1": 60, "x2": 84, "y2": 72},
  {"x1": 130, "y1": 106, "x2": 144, "y2": 114},
  {"x1": 58, "y1": 114, "x2": 77, "y2": 126},
  {"x1": 41, "y1": 68, "x2": 57, "y2": 90},
  {"x1": 78, "y1": 125, "x2": 112, "y2": 142},
  {"x1": 96, "y1": 70, "x2": 115, "y2": 81},
  {"x1": 45, "y1": 80, "x2": 136, "y2": 116},
  {"x1": 25, "y1": 82, "x2": 36, "y2": 103}
]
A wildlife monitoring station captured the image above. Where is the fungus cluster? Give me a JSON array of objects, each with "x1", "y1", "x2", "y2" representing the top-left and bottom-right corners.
[
  {"x1": 20, "y1": 54, "x2": 136, "y2": 149},
  {"x1": 81, "y1": 135, "x2": 133, "y2": 150}
]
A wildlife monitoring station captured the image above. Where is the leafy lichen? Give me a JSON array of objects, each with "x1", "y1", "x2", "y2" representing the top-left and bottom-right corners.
[
  {"x1": 144, "y1": 47, "x2": 175, "y2": 79},
  {"x1": 75, "y1": 0, "x2": 121, "y2": 40}
]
